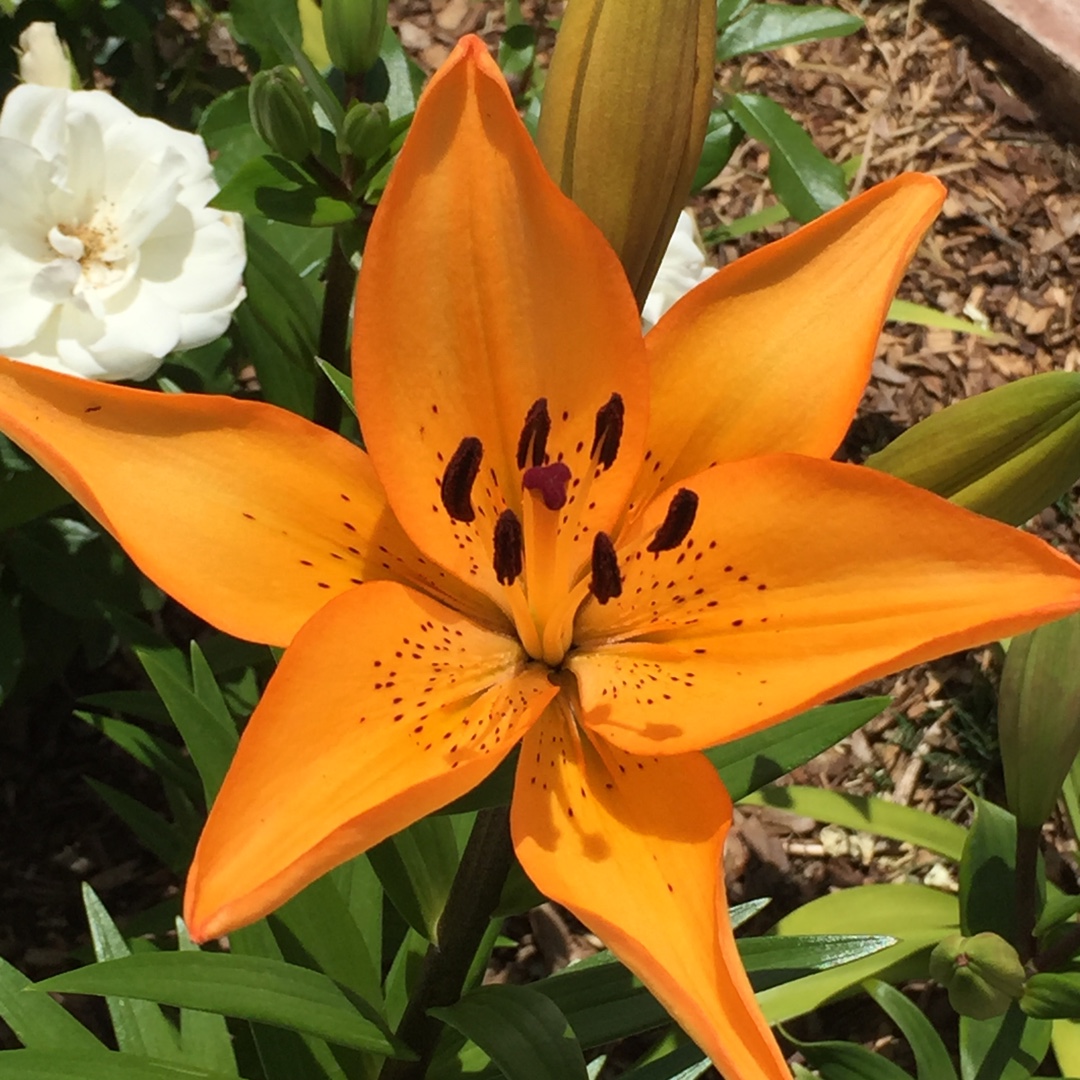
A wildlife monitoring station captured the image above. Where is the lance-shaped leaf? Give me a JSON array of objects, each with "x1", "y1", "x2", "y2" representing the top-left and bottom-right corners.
[
  {"x1": 999, "y1": 613, "x2": 1080, "y2": 829},
  {"x1": 867, "y1": 372, "x2": 1080, "y2": 525}
]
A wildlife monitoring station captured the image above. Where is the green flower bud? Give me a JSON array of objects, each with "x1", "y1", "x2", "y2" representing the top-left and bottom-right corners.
[
  {"x1": 1020, "y1": 972, "x2": 1080, "y2": 1019},
  {"x1": 249, "y1": 67, "x2": 320, "y2": 163},
  {"x1": 999, "y1": 613, "x2": 1080, "y2": 830},
  {"x1": 930, "y1": 932, "x2": 1026, "y2": 1020},
  {"x1": 537, "y1": 0, "x2": 716, "y2": 308},
  {"x1": 322, "y1": 0, "x2": 389, "y2": 77},
  {"x1": 338, "y1": 101, "x2": 390, "y2": 163},
  {"x1": 866, "y1": 371, "x2": 1080, "y2": 527}
]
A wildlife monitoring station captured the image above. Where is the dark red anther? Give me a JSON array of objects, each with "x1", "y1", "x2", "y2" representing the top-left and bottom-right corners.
[
  {"x1": 523, "y1": 462, "x2": 572, "y2": 511},
  {"x1": 591, "y1": 393, "x2": 624, "y2": 470},
  {"x1": 441, "y1": 436, "x2": 483, "y2": 522},
  {"x1": 647, "y1": 488, "x2": 698, "y2": 553},
  {"x1": 516, "y1": 398, "x2": 552, "y2": 469},
  {"x1": 590, "y1": 532, "x2": 622, "y2": 604},
  {"x1": 493, "y1": 509, "x2": 524, "y2": 585}
]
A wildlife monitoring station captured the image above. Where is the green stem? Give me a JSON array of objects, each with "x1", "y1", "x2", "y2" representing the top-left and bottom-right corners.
[
  {"x1": 313, "y1": 231, "x2": 357, "y2": 430},
  {"x1": 378, "y1": 807, "x2": 514, "y2": 1080},
  {"x1": 1015, "y1": 823, "x2": 1041, "y2": 963}
]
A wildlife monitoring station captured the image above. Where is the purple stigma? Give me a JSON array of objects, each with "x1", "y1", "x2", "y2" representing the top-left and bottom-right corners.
[{"x1": 523, "y1": 462, "x2": 572, "y2": 510}]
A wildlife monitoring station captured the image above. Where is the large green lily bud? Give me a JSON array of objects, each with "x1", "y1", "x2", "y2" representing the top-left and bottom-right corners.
[
  {"x1": 249, "y1": 67, "x2": 320, "y2": 163},
  {"x1": 537, "y1": 0, "x2": 716, "y2": 308},
  {"x1": 866, "y1": 371, "x2": 1080, "y2": 526},
  {"x1": 998, "y1": 613, "x2": 1080, "y2": 829},
  {"x1": 930, "y1": 933, "x2": 1027, "y2": 1020},
  {"x1": 322, "y1": 0, "x2": 389, "y2": 76}
]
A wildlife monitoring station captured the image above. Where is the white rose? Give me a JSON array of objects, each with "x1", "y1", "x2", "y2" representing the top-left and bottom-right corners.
[
  {"x1": 642, "y1": 209, "x2": 717, "y2": 332},
  {"x1": 18, "y1": 22, "x2": 74, "y2": 90},
  {"x1": 0, "y1": 84, "x2": 246, "y2": 381}
]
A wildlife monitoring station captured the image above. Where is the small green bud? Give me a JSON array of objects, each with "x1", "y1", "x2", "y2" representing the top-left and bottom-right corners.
[
  {"x1": 322, "y1": 0, "x2": 389, "y2": 76},
  {"x1": 1020, "y1": 972, "x2": 1080, "y2": 1020},
  {"x1": 249, "y1": 67, "x2": 320, "y2": 163},
  {"x1": 338, "y1": 101, "x2": 390, "y2": 163},
  {"x1": 999, "y1": 613, "x2": 1080, "y2": 829},
  {"x1": 866, "y1": 371, "x2": 1080, "y2": 527},
  {"x1": 930, "y1": 932, "x2": 1026, "y2": 1020}
]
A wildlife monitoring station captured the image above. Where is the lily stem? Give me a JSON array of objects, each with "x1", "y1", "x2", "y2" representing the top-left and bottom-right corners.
[
  {"x1": 1015, "y1": 823, "x2": 1041, "y2": 964},
  {"x1": 378, "y1": 806, "x2": 514, "y2": 1080},
  {"x1": 314, "y1": 230, "x2": 357, "y2": 431}
]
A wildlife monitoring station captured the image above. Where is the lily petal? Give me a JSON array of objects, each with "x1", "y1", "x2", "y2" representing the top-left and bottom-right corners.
[
  {"x1": 573, "y1": 455, "x2": 1080, "y2": 755},
  {"x1": 352, "y1": 36, "x2": 648, "y2": 608},
  {"x1": 513, "y1": 702, "x2": 788, "y2": 1080},
  {"x1": 186, "y1": 581, "x2": 557, "y2": 941},
  {"x1": 633, "y1": 175, "x2": 944, "y2": 507},
  {"x1": 0, "y1": 356, "x2": 498, "y2": 646}
]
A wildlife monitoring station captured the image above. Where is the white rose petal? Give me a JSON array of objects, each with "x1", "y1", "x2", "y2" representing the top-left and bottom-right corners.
[
  {"x1": 642, "y1": 210, "x2": 717, "y2": 332},
  {"x1": 18, "y1": 23, "x2": 73, "y2": 90},
  {"x1": 0, "y1": 83, "x2": 246, "y2": 381}
]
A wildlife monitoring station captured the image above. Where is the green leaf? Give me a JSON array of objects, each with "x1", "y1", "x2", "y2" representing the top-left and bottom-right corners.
[
  {"x1": 80, "y1": 712, "x2": 202, "y2": 801},
  {"x1": 82, "y1": 884, "x2": 183, "y2": 1061},
  {"x1": 960, "y1": 1006, "x2": 1051, "y2": 1080},
  {"x1": 136, "y1": 647, "x2": 238, "y2": 805},
  {"x1": 864, "y1": 979, "x2": 958, "y2": 1080},
  {"x1": 1022, "y1": 973, "x2": 1080, "y2": 1020},
  {"x1": 711, "y1": 697, "x2": 889, "y2": 801},
  {"x1": 316, "y1": 359, "x2": 357, "y2": 415},
  {"x1": 0, "y1": 1051, "x2": 244, "y2": 1080},
  {"x1": 234, "y1": 227, "x2": 320, "y2": 418},
  {"x1": 499, "y1": 23, "x2": 536, "y2": 88},
  {"x1": 85, "y1": 778, "x2": 194, "y2": 871},
  {"x1": 430, "y1": 985, "x2": 588, "y2": 1080},
  {"x1": 740, "y1": 785, "x2": 966, "y2": 860},
  {"x1": 32, "y1": 953, "x2": 405, "y2": 1058},
  {"x1": 759, "y1": 884, "x2": 959, "y2": 1025},
  {"x1": 0, "y1": 956, "x2": 103, "y2": 1052},
  {"x1": 716, "y1": 0, "x2": 755, "y2": 30},
  {"x1": 176, "y1": 922, "x2": 239, "y2": 1076},
  {"x1": 369, "y1": 814, "x2": 466, "y2": 941},
  {"x1": 1051, "y1": 1017, "x2": 1080, "y2": 1075},
  {"x1": 792, "y1": 1033, "x2": 914, "y2": 1079},
  {"x1": 959, "y1": 797, "x2": 1023, "y2": 941},
  {"x1": 0, "y1": 457, "x2": 70, "y2": 531},
  {"x1": 888, "y1": 299, "x2": 998, "y2": 340},
  {"x1": 278, "y1": 28, "x2": 347, "y2": 134},
  {"x1": 742, "y1": 935, "x2": 896, "y2": 992},
  {"x1": 271, "y1": 872, "x2": 384, "y2": 1005},
  {"x1": 618, "y1": 1043, "x2": 711, "y2": 1080},
  {"x1": 372, "y1": 25, "x2": 424, "y2": 121},
  {"x1": 717, "y1": 4, "x2": 864, "y2": 61},
  {"x1": 528, "y1": 934, "x2": 888, "y2": 1051},
  {"x1": 230, "y1": 0, "x2": 302, "y2": 67},
  {"x1": 730, "y1": 897, "x2": 772, "y2": 929},
  {"x1": 1036, "y1": 892, "x2": 1080, "y2": 937},
  {"x1": 227, "y1": 922, "x2": 354, "y2": 1080},
  {"x1": 199, "y1": 87, "x2": 270, "y2": 186},
  {"x1": 692, "y1": 108, "x2": 744, "y2": 192},
  {"x1": 190, "y1": 642, "x2": 239, "y2": 737},
  {"x1": 212, "y1": 155, "x2": 354, "y2": 227},
  {"x1": 723, "y1": 92, "x2": 847, "y2": 221}
]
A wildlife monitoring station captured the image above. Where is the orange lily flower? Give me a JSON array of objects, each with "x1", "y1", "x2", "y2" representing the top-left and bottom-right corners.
[{"x1": 1, "y1": 34, "x2": 1080, "y2": 1080}]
